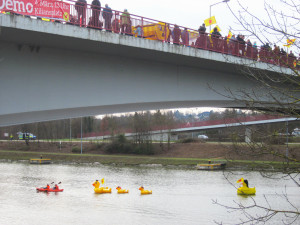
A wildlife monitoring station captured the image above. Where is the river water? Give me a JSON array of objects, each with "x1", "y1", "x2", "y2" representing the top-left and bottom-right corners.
[{"x1": 0, "y1": 161, "x2": 299, "y2": 225}]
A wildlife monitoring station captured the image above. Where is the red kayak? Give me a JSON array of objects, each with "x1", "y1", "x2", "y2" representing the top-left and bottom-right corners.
[{"x1": 36, "y1": 187, "x2": 64, "y2": 192}]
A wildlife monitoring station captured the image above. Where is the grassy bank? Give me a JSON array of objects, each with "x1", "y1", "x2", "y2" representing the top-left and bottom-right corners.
[
  {"x1": 0, "y1": 150, "x2": 298, "y2": 171},
  {"x1": 0, "y1": 150, "x2": 213, "y2": 166}
]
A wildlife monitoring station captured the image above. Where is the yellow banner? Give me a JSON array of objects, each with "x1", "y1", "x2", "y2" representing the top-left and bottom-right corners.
[{"x1": 204, "y1": 16, "x2": 217, "y2": 27}]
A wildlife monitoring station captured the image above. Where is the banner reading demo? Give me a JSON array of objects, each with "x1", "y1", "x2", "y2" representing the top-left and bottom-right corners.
[{"x1": 0, "y1": 0, "x2": 70, "y2": 20}]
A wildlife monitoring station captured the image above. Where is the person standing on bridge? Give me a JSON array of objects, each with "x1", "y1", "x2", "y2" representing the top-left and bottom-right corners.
[
  {"x1": 91, "y1": 0, "x2": 101, "y2": 28},
  {"x1": 103, "y1": 4, "x2": 113, "y2": 32},
  {"x1": 134, "y1": 25, "x2": 142, "y2": 38},
  {"x1": 196, "y1": 23, "x2": 207, "y2": 49},
  {"x1": 121, "y1": 9, "x2": 131, "y2": 34},
  {"x1": 75, "y1": 0, "x2": 87, "y2": 26},
  {"x1": 181, "y1": 28, "x2": 189, "y2": 46},
  {"x1": 172, "y1": 25, "x2": 182, "y2": 45},
  {"x1": 112, "y1": 11, "x2": 120, "y2": 33},
  {"x1": 198, "y1": 23, "x2": 206, "y2": 35}
]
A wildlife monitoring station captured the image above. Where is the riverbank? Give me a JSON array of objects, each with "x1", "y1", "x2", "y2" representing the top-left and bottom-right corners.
[{"x1": 0, "y1": 140, "x2": 299, "y2": 170}]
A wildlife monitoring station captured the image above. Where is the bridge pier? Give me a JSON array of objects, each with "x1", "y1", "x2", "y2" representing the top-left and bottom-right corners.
[{"x1": 245, "y1": 127, "x2": 252, "y2": 143}]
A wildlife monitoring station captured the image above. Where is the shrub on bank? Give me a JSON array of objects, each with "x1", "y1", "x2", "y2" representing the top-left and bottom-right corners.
[
  {"x1": 177, "y1": 138, "x2": 201, "y2": 143},
  {"x1": 72, "y1": 146, "x2": 81, "y2": 153},
  {"x1": 132, "y1": 143, "x2": 154, "y2": 155},
  {"x1": 105, "y1": 134, "x2": 155, "y2": 155}
]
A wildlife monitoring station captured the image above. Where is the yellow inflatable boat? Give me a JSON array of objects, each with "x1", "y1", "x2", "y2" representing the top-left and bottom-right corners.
[
  {"x1": 237, "y1": 178, "x2": 256, "y2": 195},
  {"x1": 116, "y1": 186, "x2": 129, "y2": 194},
  {"x1": 93, "y1": 180, "x2": 111, "y2": 194},
  {"x1": 139, "y1": 186, "x2": 152, "y2": 195}
]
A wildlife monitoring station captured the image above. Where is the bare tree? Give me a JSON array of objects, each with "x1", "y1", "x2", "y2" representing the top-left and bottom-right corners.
[{"x1": 213, "y1": 0, "x2": 300, "y2": 224}]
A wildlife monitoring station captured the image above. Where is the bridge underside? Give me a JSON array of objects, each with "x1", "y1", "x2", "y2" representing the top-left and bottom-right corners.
[
  {"x1": 0, "y1": 15, "x2": 288, "y2": 126},
  {"x1": 0, "y1": 100, "x2": 241, "y2": 127}
]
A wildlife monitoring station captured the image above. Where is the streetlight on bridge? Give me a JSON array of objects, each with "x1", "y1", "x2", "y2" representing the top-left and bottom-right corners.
[{"x1": 209, "y1": 0, "x2": 230, "y2": 32}]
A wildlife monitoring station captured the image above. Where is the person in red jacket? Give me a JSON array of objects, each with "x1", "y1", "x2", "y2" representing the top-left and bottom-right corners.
[{"x1": 42, "y1": 184, "x2": 50, "y2": 190}]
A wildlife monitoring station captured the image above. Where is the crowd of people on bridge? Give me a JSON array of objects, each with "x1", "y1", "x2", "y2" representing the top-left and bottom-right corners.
[
  {"x1": 2, "y1": 0, "x2": 299, "y2": 69},
  {"x1": 193, "y1": 25, "x2": 299, "y2": 68}
]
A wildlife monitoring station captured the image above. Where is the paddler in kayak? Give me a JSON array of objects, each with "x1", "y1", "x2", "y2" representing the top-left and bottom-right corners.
[{"x1": 42, "y1": 184, "x2": 50, "y2": 190}]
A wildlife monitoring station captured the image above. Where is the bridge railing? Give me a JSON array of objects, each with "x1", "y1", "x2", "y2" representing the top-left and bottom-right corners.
[{"x1": 2, "y1": 0, "x2": 299, "y2": 70}]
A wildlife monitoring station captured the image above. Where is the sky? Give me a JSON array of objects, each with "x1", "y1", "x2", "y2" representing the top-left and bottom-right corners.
[{"x1": 91, "y1": 0, "x2": 299, "y2": 116}]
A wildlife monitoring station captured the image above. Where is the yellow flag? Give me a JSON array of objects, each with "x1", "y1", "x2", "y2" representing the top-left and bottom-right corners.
[
  {"x1": 283, "y1": 38, "x2": 296, "y2": 47},
  {"x1": 101, "y1": 178, "x2": 104, "y2": 184},
  {"x1": 210, "y1": 25, "x2": 221, "y2": 33},
  {"x1": 204, "y1": 16, "x2": 217, "y2": 27},
  {"x1": 227, "y1": 30, "x2": 232, "y2": 43},
  {"x1": 227, "y1": 30, "x2": 232, "y2": 39}
]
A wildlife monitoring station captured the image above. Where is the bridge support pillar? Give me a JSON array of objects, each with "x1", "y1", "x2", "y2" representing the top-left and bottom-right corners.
[{"x1": 245, "y1": 128, "x2": 252, "y2": 143}]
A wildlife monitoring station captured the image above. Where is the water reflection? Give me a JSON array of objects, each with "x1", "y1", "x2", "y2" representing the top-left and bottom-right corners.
[{"x1": 0, "y1": 162, "x2": 298, "y2": 225}]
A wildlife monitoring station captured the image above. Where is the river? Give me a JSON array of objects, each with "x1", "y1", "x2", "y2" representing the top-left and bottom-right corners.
[{"x1": 0, "y1": 161, "x2": 299, "y2": 225}]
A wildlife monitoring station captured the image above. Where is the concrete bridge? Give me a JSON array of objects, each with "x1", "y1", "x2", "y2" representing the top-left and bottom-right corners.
[
  {"x1": 0, "y1": 14, "x2": 292, "y2": 127},
  {"x1": 81, "y1": 115, "x2": 297, "y2": 142}
]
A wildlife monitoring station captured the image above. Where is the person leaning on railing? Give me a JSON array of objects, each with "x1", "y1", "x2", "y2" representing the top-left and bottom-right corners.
[
  {"x1": 103, "y1": 4, "x2": 113, "y2": 32},
  {"x1": 198, "y1": 23, "x2": 206, "y2": 35},
  {"x1": 75, "y1": 0, "x2": 87, "y2": 26},
  {"x1": 121, "y1": 9, "x2": 131, "y2": 34},
  {"x1": 91, "y1": 0, "x2": 101, "y2": 28},
  {"x1": 172, "y1": 25, "x2": 181, "y2": 45},
  {"x1": 181, "y1": 28, "x2": 189, "y2": 46},
  {"x1": 252, "y1": 42, "x2": 258, "y2": 60},
  {"x1": 195, "y1": 24, "x2": 207, "y2": 49},
  {"x1": 279, "y1": 48, "x2": 287, "y2": 66},
  {"x1": 271, "y1": 44, "x2": 280, "y2": 64},
  {"x1": 223, "y1": 36, "x2": 229, "y2": 54},
  {"x1": 288, "y1": 50, "x2": 296, "y2": 68},
  {"x1": 236, "y1": 34, "x2": 246, "y2": 56},
  {"x1": 165, "y1": 24, "x2": 171, "y2": 43},
  {"x1": 211, "y1": 27, "x2": 221, "y2": 51},
  {"x1": 134, "y1": 25, "x2": 142, "y2": 38},
  {"x1": 245, "y1": 39, "x2": 252, "y2": 58},
  {"x1": 112, "y1": 11, "x2": 120, "y2": 33}
]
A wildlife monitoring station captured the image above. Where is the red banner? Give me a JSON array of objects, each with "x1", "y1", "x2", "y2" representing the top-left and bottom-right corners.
[{"x1": 0, "y1": 0, "x2": 71, "y2": 20}]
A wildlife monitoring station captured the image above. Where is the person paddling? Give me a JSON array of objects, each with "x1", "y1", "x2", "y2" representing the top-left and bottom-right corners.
[
  {"x1": 42, "y1": 184, "x2": 50, "y2": 190},
  {"x1": 53, "y1": 182, "x2": 61, "y2": 190}
]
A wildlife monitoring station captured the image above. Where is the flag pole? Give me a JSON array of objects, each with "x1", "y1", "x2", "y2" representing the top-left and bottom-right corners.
[
  {"x1": 209, "y1": 0, "x2": 230, "y2": 32},
  {"x1": 209, "y1": 5, "x2": 212, "y2": 33}
]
